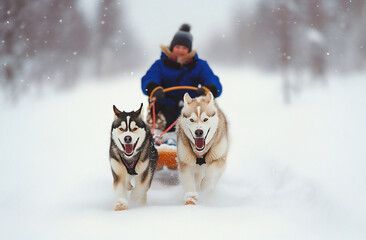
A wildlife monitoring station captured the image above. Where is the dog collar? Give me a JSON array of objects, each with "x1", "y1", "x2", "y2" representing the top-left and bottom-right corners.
[{"x1": 196, "y1": 149, "x2": 210, "y2": 166}]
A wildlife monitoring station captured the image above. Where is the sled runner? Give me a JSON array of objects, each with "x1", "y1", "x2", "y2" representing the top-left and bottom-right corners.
[{"x1": 148, "y1": 86, "x2": 209, "y2": 169}]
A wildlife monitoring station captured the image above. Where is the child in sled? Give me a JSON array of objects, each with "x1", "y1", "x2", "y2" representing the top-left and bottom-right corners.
[{"x1": 141, "y1": 23, "x2": 223, "y2": 145}]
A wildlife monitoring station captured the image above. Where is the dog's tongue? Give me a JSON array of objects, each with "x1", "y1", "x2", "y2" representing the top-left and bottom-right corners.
[
  {"x1": 124, "y1": 144, "x2": 134, "y2": 155},
  {"x1": 195, "y1": 137, "x2": 205, "y2": 150}
]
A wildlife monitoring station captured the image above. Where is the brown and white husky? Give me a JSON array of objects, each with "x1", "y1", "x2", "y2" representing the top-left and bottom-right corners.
[{"x1": 176, "y1": 92, "x2": 228, "y2": 205}]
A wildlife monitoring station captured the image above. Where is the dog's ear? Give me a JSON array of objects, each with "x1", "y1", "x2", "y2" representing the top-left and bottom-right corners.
[
  {"x1": 113, "y1": 105, "x2": 122, "y2": 118},
  {"x1": 135, "y1": 103, "x2": 143, "y2": 119},
  {"x1": 183, "y1": 93, "x2": 193, "y2": 106},
  {"x1": 205, "y1": 92, "x2": 214, "y2": 103}
]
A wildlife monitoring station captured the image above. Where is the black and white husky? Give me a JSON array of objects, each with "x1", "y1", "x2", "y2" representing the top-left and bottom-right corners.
[
  {"x1": 176, "y1": 92, "x2": 228, "y2": 205},
  {"x1": 109, "y1": 103, "x2": 158, "y2": 211}
]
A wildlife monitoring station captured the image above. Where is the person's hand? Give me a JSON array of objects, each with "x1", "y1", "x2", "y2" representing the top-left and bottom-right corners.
[
  {"x1": 146, "y1": 82, "x2": 165, "y2": 101},
  {"x1": 196, "y1": 84, "x2": 218, "y2": 97},
  {"x1": 152, "y1": 87, "x2": 165, "y2": 101},
  {"x1": 196, "y1": 87, "x2": 206, "y2": 97}
]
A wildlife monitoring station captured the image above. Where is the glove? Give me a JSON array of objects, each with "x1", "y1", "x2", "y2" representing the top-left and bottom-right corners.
[
  {"x1": 196, "y1": 84, "x2": 218, "y2": 97},
  {"x1": 196, "y1": 87, "x2": 206, "y2": 97},
  {"x1": 152, "y1": 87, "x2": 165, "y2": 101},
  {"x1": 146, "y1": 82, "x2": 165, "y2": 101}
]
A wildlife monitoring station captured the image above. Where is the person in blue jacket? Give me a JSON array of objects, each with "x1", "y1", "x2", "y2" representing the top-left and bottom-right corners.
[{"x1": 141, "y1": 23, "x2": 222, "y2": 132}]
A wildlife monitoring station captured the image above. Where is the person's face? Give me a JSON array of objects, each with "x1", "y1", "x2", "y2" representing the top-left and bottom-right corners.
[{"x1": 172, "y1": 45, "x2": 189, "y2": 58}]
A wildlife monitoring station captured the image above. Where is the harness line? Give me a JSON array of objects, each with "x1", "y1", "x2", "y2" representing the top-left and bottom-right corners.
[
  {"x1": 152, "y1": 100, "x2": 156, "y2": 135},
  {"x1": 149, "y1": 86, "x2": 209, "y2": 138}
]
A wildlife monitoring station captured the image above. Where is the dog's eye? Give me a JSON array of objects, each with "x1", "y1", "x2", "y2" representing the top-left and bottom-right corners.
[
  {"x1": 190, "y1": 118, "x2": 194, "y2": 122},
  {"x1": 203, "y1": 118, "x2": 208, "y2": 122},
  {"x1": 132, "y1": 127, "x2": 138, "y2": 131},
  {"x1": 119, "y1": 127, "x2": 124, "y2": 131}
]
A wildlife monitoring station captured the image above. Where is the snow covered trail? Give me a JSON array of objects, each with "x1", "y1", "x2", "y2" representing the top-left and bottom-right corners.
[{"x1": 1, "y1": 68, "x2": 365, "y2": 240}]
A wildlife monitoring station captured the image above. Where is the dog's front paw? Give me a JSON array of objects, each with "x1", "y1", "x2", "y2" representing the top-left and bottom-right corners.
[
  {"x1": 184, "y1": 192, "x2": 198, "y2": 205},
  {"x1": 114, "y1": 198, "x2": 128, "y2": 211}
]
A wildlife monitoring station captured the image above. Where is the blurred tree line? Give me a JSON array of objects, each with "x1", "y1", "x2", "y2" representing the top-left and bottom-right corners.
[
  {"x1": 0, "y1": 0, "x2": 138, "y2": 101},
  {"x1": 208, "y1": 0, "x2": 366, "y2": 103}
]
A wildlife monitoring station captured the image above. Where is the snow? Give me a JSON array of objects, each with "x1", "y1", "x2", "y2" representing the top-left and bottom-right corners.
[
  {"x1": 1, "y1": 68, "x2": 366, "y2": 240},
  {"x1": 307, "y1": 28, "x2": 324, "y2": 44}
]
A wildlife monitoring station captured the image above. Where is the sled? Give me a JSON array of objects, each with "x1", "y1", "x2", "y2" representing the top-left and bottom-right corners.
[
  {"x1": 149, "y1": 86, "x2": 209, "y2": 169},
  {"x1": 156, "y1": 148, "x2": 178, "y2": 169}
]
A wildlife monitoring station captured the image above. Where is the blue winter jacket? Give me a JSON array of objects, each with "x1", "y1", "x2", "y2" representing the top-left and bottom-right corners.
[{"x1": 141, "y1": 46, "x2": 222, "y2": 107}]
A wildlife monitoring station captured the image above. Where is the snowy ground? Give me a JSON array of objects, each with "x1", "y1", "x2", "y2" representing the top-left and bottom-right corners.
[{"x1": 1, "y1": 68, "x2": 365, "y2": 240}]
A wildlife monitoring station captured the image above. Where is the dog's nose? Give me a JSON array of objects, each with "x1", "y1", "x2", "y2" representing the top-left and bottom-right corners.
[
  {"x1": 124, "y1": 135, "x2": 132, "y2": 143},
  {"x1": 195, "y1": 129, "x2": 203, "y2": 137}
]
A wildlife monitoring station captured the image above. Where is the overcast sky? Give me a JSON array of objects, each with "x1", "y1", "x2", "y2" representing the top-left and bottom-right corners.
[{"x1": 79, "y1": 0, "x2": 257, "y2": 60}]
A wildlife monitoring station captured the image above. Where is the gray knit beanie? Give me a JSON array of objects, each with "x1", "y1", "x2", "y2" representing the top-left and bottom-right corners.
[{"x1": 170, "y1": 24, "x2": 193, "y2": 52}]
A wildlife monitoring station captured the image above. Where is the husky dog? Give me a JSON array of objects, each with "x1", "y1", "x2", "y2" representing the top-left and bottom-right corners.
[
  {"x1": 146, "y1": 111, "x2": 167, "y2": 131},
  {"x1": 109, "y1": 103, "x2": 158, "y2": 210},
  {"x1": 176, "y1": 92, "x2": 228, "y2": 205}
]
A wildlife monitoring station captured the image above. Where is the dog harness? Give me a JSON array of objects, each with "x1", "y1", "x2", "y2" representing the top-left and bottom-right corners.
[
  {"x1": 118, "y1": 151, "x2": 141, "y2": 175},
  {"x1": 196, "y1": 149, "x2": 210, "y2": 165}
]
